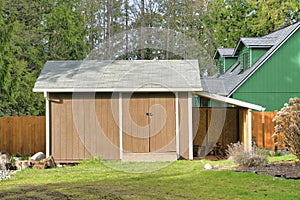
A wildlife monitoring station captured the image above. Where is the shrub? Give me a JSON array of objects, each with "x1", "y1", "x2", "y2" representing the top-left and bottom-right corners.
[
  {"x1": 226, "y1": 142, "x2": 268, "y2": 167},
  {"x1": 272, "y1": 97, "x2": 300, "y2": 159}
]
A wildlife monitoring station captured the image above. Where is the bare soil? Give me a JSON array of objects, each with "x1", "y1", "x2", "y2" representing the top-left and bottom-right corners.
[{"x1": 235, "y1": 161, "x2": 300, "y2": 179}]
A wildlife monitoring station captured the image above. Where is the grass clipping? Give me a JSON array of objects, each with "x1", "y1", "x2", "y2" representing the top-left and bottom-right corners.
[{"x1": 226, "y1": 142, "x2": 268, "y2": 167}]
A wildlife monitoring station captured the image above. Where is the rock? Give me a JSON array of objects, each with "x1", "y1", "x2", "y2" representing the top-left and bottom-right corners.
[
  {"x1": 15, "y1": 160, "x2": 33, "y2": 170},
  {"x1": 269, "y1": 151, "x2": 276, "y2": 157},
  {"x1": 204, "y1": 163, "x2": 213, "y2": 170},
  {"x1": 227, "y1": 156, "x2": 234, "y2": 161},
  {"x1": 32, "y1": 155, "x2": 56, "y2": 169},
  {"x1": 281, "y1": 150, "x2": 290, "y2": 156},
  {"x1": 0, "y1": 153, "x2": 10, "y2": 170},
  {"x1": 30, "y1": 152, "x2": 46, "y2": 161}
]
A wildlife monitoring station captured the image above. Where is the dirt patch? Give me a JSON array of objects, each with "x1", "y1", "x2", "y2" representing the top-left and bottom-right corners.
[
  {"x1": 235, "y1": 161, "x2": 300, "y2": 179},
  {"x1": 0, "y1": 184, "x2": 125, "y2": 200}
]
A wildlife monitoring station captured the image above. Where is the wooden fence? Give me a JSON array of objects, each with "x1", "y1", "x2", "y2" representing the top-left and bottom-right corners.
[
  {"x1": 0, "y1": 111, "x2": 278, "y2": 156},
  {"x1": 193, "y1": 108, "x2": 279, "y2": 156},
  {"x1": 252, "y1": 111, "x2": 279, "y2": 149},
  {"x1": 192, "y1": 108, "x2": 247, "y2": 156},
  {"x1": 0, "y1": 116, "x2": 46, "y2": 155}
]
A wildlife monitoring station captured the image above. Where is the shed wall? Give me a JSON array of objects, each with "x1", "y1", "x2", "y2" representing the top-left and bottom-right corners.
[{"x1": 50, "y1": 93, "x2": 120, "y2": 162}]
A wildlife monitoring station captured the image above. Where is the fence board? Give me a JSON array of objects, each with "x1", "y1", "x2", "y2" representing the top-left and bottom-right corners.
[
  {"x1": 252, "y1": 111, "x2": 281, "y2": 149},
  {"x1": 193, "y1": 108, "x2": 279, "y2": 158},
  {"x1": 0, "y1": 116, "x2": 46, "y2": 155}
]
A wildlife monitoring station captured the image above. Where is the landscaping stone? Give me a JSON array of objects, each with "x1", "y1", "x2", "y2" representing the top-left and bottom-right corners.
[
  {"x1": 269, "y1": 151, "x2": 276, "y2": 157},
  {"x1": 30, "y1": 152, "x2": 46, "y2": 161},
  {"x1": 0, "y1": 153, "x2": 10, "y2": 170},
  {"x1": 204, "y1": 163, "x2": 213, "y2": 170},
  {"x1": 0, "y1": 170, "x2": 18, "y2": 181},
  {"x1": 32, "y1": 155, "x2": 56, "y2": 169},
  {"x1": 15, "y1": 160, "x2": 33, "y2": 170}
]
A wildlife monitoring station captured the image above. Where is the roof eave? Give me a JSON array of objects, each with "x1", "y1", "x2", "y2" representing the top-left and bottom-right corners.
[
  {"x1": 196, "y1": 92, "x2": 264, "y2": 111},
  {"x1": 33, "y1": 87, "x2": 203, "y2": 93},
  {"x1": 213, "y1": 50, "x2": 220, "y2": 59},
  {"x1": 233, "y1": 40, "x2": 245, "y2": 56},
  {"x1": 248, "y1": 45, "x2": 273, "y2": 48}
]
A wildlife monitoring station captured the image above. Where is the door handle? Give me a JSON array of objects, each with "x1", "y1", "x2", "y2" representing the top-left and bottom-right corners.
[{"x1": 146, "y1": 112, "x2": 153, "y2": 116}]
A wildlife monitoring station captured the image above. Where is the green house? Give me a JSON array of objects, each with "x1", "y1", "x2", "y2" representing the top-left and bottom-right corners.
[
  {"x1": 202, "y1": 22, "x2": 300, "y2": 111},
  {"x1": 213, "y1": 48, "x2": 237, "y2": 75}
]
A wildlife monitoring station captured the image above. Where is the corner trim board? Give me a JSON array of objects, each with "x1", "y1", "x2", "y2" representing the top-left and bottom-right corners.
[
  {"x1": 188, "y1": 92, "x2": 193, "y2": 160},
  {"x1": 44, "y1": 91, "x2": 50, "y2": 157},
  {"x1": 175, "y1": 92, "x2": 179, "y2": 159},
  {"x1": 119, "y1": 93, "x2": 123, "y2": 160}
]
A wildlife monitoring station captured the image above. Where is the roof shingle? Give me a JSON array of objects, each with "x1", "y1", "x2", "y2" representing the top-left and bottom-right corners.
[{"x1": 34, "y1": 60, "x2": 202, "y2": 92}]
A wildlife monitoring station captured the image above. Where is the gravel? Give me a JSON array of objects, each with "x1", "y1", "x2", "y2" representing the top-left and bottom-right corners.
[{"x1": 0, "y1": 170, "x2": 17, "y2": 181}]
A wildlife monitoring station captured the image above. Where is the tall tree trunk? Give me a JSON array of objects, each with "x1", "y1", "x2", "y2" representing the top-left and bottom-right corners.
[
  {"x1": 105, "y1": 0, "x2": 114, "y2": 59},
  {"x1": 125, "y1": 0, "x2": 129, "y2": 60},
  {"x1": 140, "y1": 0, "x2": 144, "y2": 59}
]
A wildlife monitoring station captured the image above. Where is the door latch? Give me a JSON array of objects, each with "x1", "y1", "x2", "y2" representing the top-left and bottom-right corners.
[{"x1": 146, "y1": 112, "x2": 153, "y2": 116}]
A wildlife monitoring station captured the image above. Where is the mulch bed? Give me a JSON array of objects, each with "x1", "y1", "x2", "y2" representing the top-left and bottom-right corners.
[{"x1": 235, "y1": 161, "x2": 300, "y2": 179}]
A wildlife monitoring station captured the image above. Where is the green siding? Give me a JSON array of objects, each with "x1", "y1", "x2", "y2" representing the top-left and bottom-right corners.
[
  {"x1": 224, "y1": 57, "x2": 237, "y2": 72},
  {"x1": 233, "y1": 28, "x2": 300, "y2": 111},
  {"x1": 209, "y1": 100, "x2": 227, "y2": 107},
  {"x1": 237, "y1": 46, "x2": 250, "y2": 71},
  {"x1": 251, "y1": 48, "x2": 268, "y2": 66}
]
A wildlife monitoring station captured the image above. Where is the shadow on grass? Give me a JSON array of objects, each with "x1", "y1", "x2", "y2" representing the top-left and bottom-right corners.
[{"x1": 0, "y1": 183, "x2": 124, "y2": 200}]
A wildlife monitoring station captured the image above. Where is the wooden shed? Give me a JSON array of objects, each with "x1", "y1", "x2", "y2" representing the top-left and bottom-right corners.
[{"x1": 34, "y1": 60, "x2": 202, "y2": 162}]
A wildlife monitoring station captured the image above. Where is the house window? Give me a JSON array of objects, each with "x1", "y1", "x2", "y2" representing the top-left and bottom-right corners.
[
  {"x1": 219, "y1": 60, "x2": 224, "y2": 74},
  {"x1": 243, "y1": 53, "x2": 248, "y2": 71}
]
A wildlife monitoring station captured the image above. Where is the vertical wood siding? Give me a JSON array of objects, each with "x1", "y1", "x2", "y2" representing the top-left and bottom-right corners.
[
  {"x1": 0, "y1": 116, "x2": 46, "y2": 155},
  {"x1": 50, "y1": 93, "x2": 119, "y2": 162},
  {"x1": 193, "y1": 108, "x2": 280, "y2": 157},
  {"x1": 192, "y1": 108, "x2": 240, "y2": 156},
  {"x1": 122, "y1": 93, "x2": 176, "y2": 153},
  {"x1": 252, "y1": 111, "x2": 281, "y2": 149}
]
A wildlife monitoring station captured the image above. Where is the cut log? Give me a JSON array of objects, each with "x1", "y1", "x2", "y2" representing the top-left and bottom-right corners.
[{"x1": 32, "y1": 156, "x2": 56, "y2": 169}]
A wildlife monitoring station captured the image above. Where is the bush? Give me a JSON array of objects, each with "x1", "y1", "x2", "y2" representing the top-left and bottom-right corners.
[
  {"x1": 272, "y1": 97, "x2": 300, "y2": 159},
  {"x1": 226, "y1": 142, "x2": 268, "y2": 167}
]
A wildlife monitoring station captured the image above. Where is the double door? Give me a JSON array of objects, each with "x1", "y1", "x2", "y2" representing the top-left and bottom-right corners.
[{"x1": 122, "y1": 93, "x2": 176, "y2": 153}]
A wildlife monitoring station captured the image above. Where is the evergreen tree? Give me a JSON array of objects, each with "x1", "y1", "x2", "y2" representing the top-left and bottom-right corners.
[
  {"x1": 44, "y1": 0, "x2": 89, "y2": 60},
  {"x1": 207, "y1": 0, "x2": 299, "y2": 49}
]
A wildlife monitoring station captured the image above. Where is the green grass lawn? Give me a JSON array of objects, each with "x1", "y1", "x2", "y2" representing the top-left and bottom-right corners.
[{"x1": 0, "y1": 155, "x2": 299, "y2": 200}]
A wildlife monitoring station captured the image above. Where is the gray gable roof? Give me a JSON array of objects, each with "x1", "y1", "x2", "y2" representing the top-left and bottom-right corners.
[
  {"x1": 232, "y1": 24, "x2": 296, "y2": 56},
  {"x1": 203, "y1": 22, "x2": 300, "y2": 96},
  {"x1": 213, "y1": 48, "x2": 235, "y2": 59},
  {"x1": 34, "y1": 60, "x2": 202, "y2": 92},
  {"x1": 240, "y1": 37, "x2": 276, "y2": 47}
]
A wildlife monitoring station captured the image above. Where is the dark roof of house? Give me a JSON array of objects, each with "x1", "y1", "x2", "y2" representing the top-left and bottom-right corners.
[
  {"x1": 203, "y1": 22, "x2": 300, "y2": 96},
  {"x1": 34, "y1": 60, "x2": 202, "y2": 92},
  {"x1": 213, "y1": 48, "x2": 235, "y2": 59},
  {"x1": 240, "y1": 37, "x2": 276, "y2": 47},
  {"x1": 233, "y1": 24, "x2": 296, "y2": 55}
]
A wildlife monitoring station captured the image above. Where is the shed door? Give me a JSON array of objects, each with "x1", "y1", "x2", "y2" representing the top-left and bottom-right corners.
[{"x1": 123, "y1": 93, "x2": 176, "y2": 153}]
